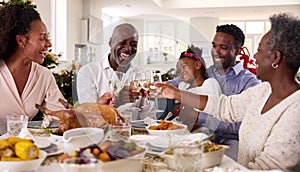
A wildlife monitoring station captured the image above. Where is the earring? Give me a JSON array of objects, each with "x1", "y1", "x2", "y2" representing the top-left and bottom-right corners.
[{"x1": 272, "y1": 63, "x2": 278, "y2": 69}]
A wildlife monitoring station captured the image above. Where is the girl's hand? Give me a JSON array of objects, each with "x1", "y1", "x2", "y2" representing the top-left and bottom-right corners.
[{"x1": 154, "y1": 82, "x2": 179, "y2": 100}]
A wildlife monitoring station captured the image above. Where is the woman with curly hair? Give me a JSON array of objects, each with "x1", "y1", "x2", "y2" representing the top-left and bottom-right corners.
[
  {"x1": 0, "y1": 4, "x2": 66, "y2": 134},
  {"x1": 157, "y1": 13, "x2": 300, "y2": 171}
]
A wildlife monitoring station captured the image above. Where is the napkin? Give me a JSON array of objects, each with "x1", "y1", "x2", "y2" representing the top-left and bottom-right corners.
[
  {"x1": 18, "y1": 128, "x2": 34, "y2": 139},
  {"x1": 41, "y1": 115, "x2": 53, "y2": 128}
]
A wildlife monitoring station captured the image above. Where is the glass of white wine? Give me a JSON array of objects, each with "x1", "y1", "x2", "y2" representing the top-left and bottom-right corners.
[
  {"x1": 149, "y1": 70, "x2": 163, "y2": 112},
  {"x1": 128, "y1": 71, "x2": 150, "y2": 111},
  {"x1": 109, "y1": 71, "x2": 125, "y2": 102},
  {"x1": 149, "y1": 70, "x2": 162, "y2": 96}
]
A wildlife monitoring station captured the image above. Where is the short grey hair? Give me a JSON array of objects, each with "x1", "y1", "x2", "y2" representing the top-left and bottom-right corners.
[{"x1": 268, "y1": 13, "x2": 300, "y2": 73}]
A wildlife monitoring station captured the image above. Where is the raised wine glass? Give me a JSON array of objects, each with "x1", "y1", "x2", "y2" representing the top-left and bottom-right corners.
[
  {"x1": 108, "y1": 71, "x2": 125, "y2": 102},
  {"x1": 149, "y1": 70, "x2": 163, "y2": 113}
]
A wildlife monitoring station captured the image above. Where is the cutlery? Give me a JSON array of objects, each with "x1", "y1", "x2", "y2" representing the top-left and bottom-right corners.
[{"x1": 164, "y1": 112, "x2": 173, "y2": 121}]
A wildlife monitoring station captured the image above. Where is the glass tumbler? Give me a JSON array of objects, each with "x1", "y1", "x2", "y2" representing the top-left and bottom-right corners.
[
  {"x1": 174, "y1": 145, "x2": 203, "y2": 172},
  {"x1": 110, "y1": 113, "x2": 132, "y2": 141},
  {"x1": 7, "y1": 115, "x2": 29, "y2": 137}
]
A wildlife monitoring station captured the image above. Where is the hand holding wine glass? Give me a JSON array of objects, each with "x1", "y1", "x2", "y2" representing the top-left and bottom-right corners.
[
  {"x1": 108, "y1": 71, "x2": 125, "y2": 103},
  {"x1": 149, "y1": 70, "x2": 162, "y2": 96}
]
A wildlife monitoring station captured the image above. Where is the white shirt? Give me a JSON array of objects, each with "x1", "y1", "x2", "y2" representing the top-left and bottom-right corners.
[
  {"x1": 178, "y1": 78, "x2": 222, "y2": 112},
  {"x1": 178, "y1": 78, "x2": 222, "y2": 96},
  {"x1": 77, "y1": 54, "x2": 142, "y2": 104}
]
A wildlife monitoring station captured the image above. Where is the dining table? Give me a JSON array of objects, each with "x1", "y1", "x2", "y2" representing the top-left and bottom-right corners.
[
  {"x1": 34, "y1": 133, "x2": 249, "y2": 172},
  {"x1": 0, "y1": 119, "x2": 254, "y2": 172},
  {"x1": 37, "y1": 149, "x2": 248, "y2": 172},
  {"x1": 0, "y1": 125, "x2": 251, "y2": 172}
]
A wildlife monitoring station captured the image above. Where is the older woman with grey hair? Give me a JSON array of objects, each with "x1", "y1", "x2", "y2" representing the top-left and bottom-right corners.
[{"x1": 156, "y1": 13, "x2": 300, "y2": 171}]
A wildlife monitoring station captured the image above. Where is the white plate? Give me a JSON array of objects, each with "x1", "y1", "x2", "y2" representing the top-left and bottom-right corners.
[
  {"x1": 42, "y1": 142, "x2": 64, "y2": 156},
  {"x1": 33, "y1": 137, "x2": 51, "y2": 149},
  {"x1": 129, "y1": 135, "x2": 157, "y2": 144},
  {"x1": 49, "y1": 133, "x2": 63, "y2": 143},
  {"x1": 148, "y1": 133, "x2": 208, "y2": 148},
  {"x1": 28, "y1": 121, "x2": 60, "y2": 129}
]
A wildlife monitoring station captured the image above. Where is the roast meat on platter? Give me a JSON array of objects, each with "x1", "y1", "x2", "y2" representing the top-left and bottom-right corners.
[{"x1": 35, "y1": 99, "x2": 125, "y2": 134}]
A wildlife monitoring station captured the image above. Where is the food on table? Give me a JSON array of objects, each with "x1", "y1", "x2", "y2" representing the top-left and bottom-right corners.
[
  {"x1": 0, "y1": 137, "x2": 40, "y2": 161},
  {"x1": 164, "y1": 141, "x2": 223, "y2": 155},
  {"x1": 7, "y1": 136, "x2": 34, "y2": 145},
  {"x1": 148, "y1": 120, "x2": 184, "y2": 130},
  {"x1": 36, "y1": 99, "x2": 125, "y2": 134},
  {"x1": 59, "y1": 140, "x2": 146, "y2": 163},
  {"x1": 15, "y1": 141, "x2": 39, "y2": 160},
  {"x1": 0, "y1": 140, "x2": 14, "y2": 158},
  {"x1": 203, "y1": 141, "x2": 223, "y2": 153}
]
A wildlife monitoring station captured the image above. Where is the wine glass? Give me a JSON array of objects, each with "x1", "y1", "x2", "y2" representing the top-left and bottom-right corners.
[
  {"x1": 128, "y1": 71, "x2": 150, "y2": 111},
  {"x1": 109, "y1": 71, "x2": 125, "y2": 102},
  {"x1": 149, "y1": 70, "x2": 163, "y2": 113},
  {"x1": 149, "y1": 70, "x2": 162, "y2": 96}
]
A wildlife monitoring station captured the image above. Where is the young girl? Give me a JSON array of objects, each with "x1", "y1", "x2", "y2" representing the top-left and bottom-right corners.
[{"x1": 167, "y1": 47, "x2": 221, "y2": 131}]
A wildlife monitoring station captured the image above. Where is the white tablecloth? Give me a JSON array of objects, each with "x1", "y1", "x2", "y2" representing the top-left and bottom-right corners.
[{"x1": 38, "y1": 155, "x2": 248, "y2": 172}]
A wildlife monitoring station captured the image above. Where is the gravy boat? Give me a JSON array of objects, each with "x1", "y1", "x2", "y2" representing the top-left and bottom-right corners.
[{"x1": 63, "y1": 127, "x2": 104, "y2": 154}]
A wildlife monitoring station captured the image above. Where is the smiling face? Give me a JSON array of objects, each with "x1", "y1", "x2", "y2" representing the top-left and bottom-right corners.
[
  {"x1": 109, "y1": 25, "x2": 138, "y2": 68},
  {"x1": 211, "y1": 32, "x2": 240, "y2": 72},
  {"x1": 254, "y1": 32, "x2": 273, "y2": 81},
  {"x1": 22, "y1": 20, "x2": 52, "y2": 64},
  {"x1": 177, "y1": 57, "x2": 201, "y2": 84}
]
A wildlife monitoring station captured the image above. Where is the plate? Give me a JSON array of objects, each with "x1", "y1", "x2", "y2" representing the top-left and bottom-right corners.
[
  {"x1": 129, "y1": 135, "x2": 157, "y2": 144},
  {"x1": 49, "y1": 133, "x2": 63, "y2": 143},
  {"x1": 41, "y1": 142, "x2": 64, "y2": 156},
  {"x1": 28, "y1": 121, "x2": 60, "y2": 129},
  {"x1": 131, "y1": 120, "x2": 161, "y2": 129},
  {"x1": 33, "y1": 137, "x2": 51, "y2": 149},
  {"x1": 148, "y1": 133, "x2": 208, "y2": 148},
  {"x1": 131, "y1": 120, "x2": 147, "y2": 129}
]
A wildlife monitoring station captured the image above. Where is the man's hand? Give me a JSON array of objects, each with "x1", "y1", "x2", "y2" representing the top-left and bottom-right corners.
[
  {"x1": 115, "y1": 85, "x2": 139, "y2": 107},
  {"x1": 97, "y1": 92, "x2": 114, "y2": 106}
]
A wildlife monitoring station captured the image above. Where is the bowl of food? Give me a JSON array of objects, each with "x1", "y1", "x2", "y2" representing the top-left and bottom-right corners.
[
  {"x1": 60, "y1": 140, "x2": 147, "y2": 172},
  {"x1": 0, "y1": 137, "x2": 47, "y2": 171},
  {"x1": 202, "y1": 141, "x2": 229, "y2": 168},
  {"x1": 160, "y1": 141, "x2": 229, "y2": 170},
  {"x1": 146, "y1": 120, "x2": 187, "y2": 136}
]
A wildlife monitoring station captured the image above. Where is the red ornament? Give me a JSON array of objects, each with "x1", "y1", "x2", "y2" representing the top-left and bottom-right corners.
[{"x1": 239, "y1": 47, "x2": 256, "y2": 74}]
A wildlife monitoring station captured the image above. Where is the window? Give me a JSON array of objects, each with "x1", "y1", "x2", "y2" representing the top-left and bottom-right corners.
[
  {"x1": 145, "y1": 21, "x2": 187, "y2": 65},
  {"x1": 51, "y1": 0, "x2": 67, "y2": 60}
]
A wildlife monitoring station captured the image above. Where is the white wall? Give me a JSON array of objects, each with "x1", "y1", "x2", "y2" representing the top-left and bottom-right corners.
[
  {"x1": 190, "y1": 17, "x2": 219, "y2": 42},
  {"x1": 33, "y1": 0, "x2": 219, "y2": 71},
  {"x1": 33, "y1": 0, "x2": 52, "y2": 41}
]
